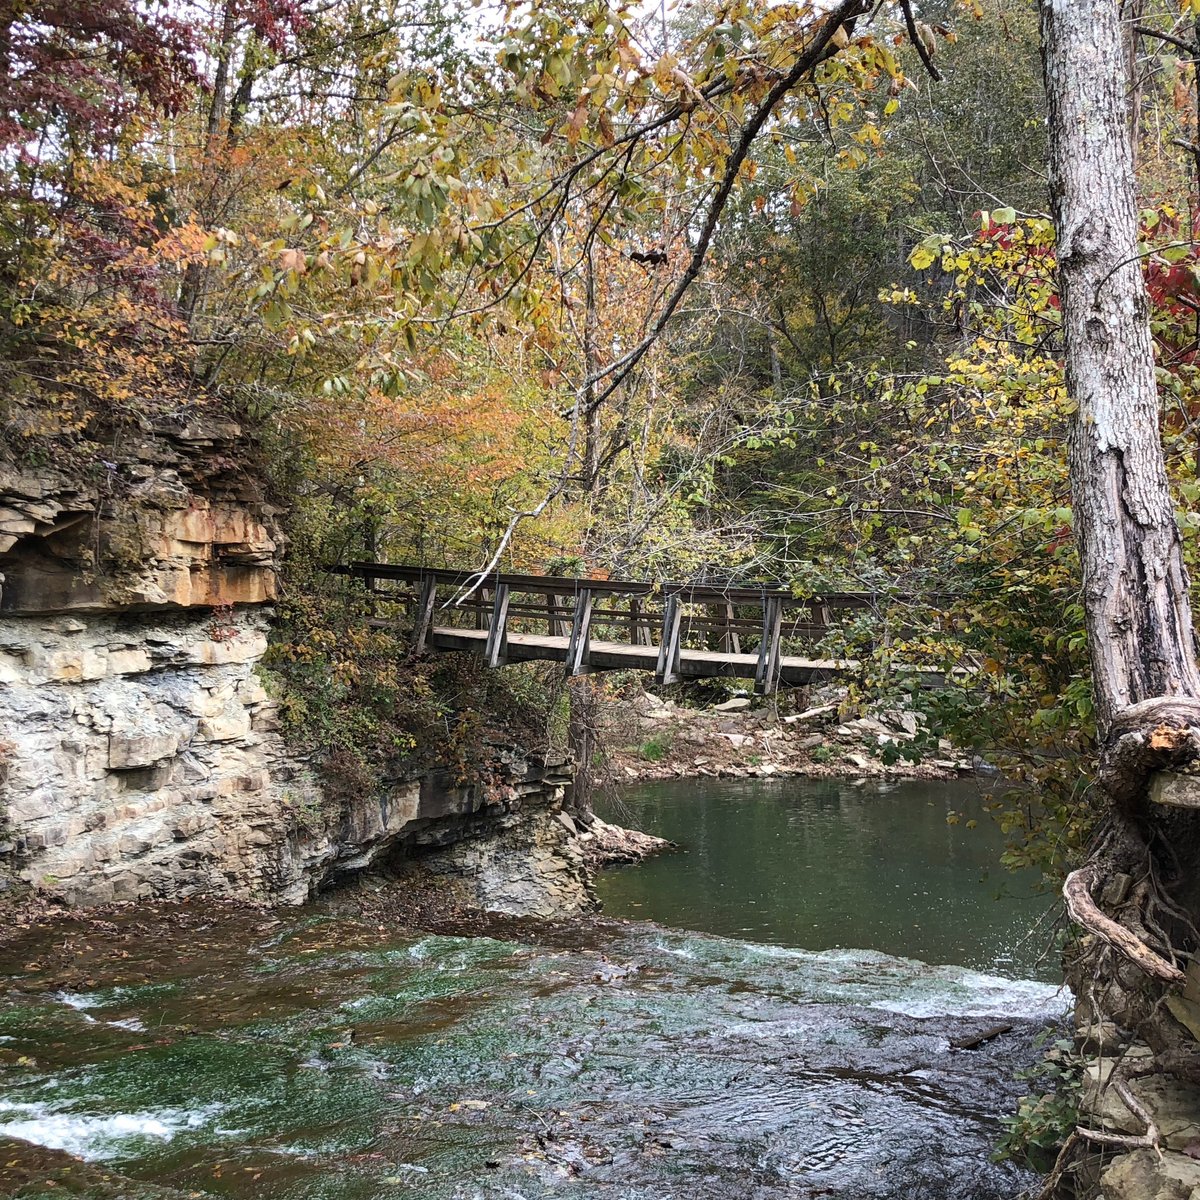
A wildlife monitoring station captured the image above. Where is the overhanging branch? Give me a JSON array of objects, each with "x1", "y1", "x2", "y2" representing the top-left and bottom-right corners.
[{"x1": 582, "y1": 0, "x2": 871, "y2": 409}]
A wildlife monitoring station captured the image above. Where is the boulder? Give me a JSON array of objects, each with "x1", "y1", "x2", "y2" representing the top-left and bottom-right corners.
[{"x1": 1101, "y1": 1149, "x2": 1200, "y2": 1200}]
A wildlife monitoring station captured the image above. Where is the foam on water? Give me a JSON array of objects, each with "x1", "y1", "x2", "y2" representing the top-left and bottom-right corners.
[
  {"x1": 54, "y1": 991, "x2": 100, "y2": 1020},
  {"x1": 870, "y1": 965, "x2": 1065, "y2": 1020},
  {"x1": 0, "y1": 1100, "x2": 223, "y2": 1160},
  {"x1": 645, "y1": 929, "x2": 1065, "y2": 1019}
]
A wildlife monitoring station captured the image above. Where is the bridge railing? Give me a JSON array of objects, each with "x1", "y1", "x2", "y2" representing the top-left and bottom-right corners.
[{"x1": 329, "y1": 562, "x2": 891, "y2": 693}]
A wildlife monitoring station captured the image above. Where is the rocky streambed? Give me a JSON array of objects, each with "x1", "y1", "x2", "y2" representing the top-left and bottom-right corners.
[
  {"x1": 0, "y1": 897, "x2": 1061, "y2": 1200},
  {"x1": 602, "y1": 687, "x2": 978, "y2": 785}
]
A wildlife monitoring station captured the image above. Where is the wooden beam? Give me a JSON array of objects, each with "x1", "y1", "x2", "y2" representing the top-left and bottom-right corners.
[
  {"x1": 484, "y1": 583, "x2": 511, "y2": 667},
  {"x1": 656, "y1": 593, "x2": 683, "y2": 685},
  {"x1": 565, "y1": 589, "x2": 594, "y2": 676},
  {"x1": 754, "y1": 594, "x2": 783, "y2": 695},
  {"x1": 547, "y1": 592, "x2": 569, "y2": 637},
  {"x1": 631, "y1": 597, "x2": 653, "y2": 646},
  {"x1": 412, "y1": 577, "x2": 437, "y2": 653}
]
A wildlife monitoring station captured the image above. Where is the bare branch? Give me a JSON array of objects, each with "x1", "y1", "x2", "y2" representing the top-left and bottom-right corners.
[
  {"x1": 584, "y1": 0, "x2": 871, "y2": 409},
  {"x1": 1133, "y1": 23, "x2": 1199, "y2": 58},
  {"x1": 898, "y1": 0, "x2": 942, "y2": 82}
]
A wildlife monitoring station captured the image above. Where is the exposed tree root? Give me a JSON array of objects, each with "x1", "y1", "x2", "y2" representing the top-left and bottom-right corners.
[
  {"x1": 1034, "y1": 1132, "x2": 1081, "y2": 1200},
  {"x1": 1076, "y1": 1079, "x2": 1162, "y2": 1150},
  {"x1": 1063, "y1": 865, "x2": 1185, "y2": 985}
]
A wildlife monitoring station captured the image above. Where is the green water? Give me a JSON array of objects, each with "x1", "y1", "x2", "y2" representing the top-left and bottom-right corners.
[
  {"x1": 0, "y1": 907, "x2": 1059, "y2": 1200},
  {"x1": 0, "y1": 775, "x2": 1065, "y2": 1199},
  {"x1": 596, "y1": 776, "x2": 1055, "y2": 979}
]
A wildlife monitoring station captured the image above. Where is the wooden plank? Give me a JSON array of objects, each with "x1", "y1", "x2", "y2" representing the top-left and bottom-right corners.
[
  {"x1": 421, "y1": 626, "x2": 897, "y2": 685},
  {"x1": 484, "y1": 583, "x2": 511, "y2": 667},
  {"x1": 655, "y1": 594, "x2": 683, "y2": 685},
  {"x1": 565, "y1": 589, "x2": 594, "y2": 676},
  {"x1": 412, "y1": 577, "x2": 437, "y2": 653}
]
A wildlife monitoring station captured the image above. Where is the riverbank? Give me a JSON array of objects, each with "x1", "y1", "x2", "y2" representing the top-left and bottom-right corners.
[{"x1": 600, "y1": 686, "x2": 978, "y2": 785}]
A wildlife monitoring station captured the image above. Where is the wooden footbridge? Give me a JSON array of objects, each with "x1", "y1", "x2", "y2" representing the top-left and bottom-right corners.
[{"x1": 332, "y1": 563, "x2": 947, "y2": 695}]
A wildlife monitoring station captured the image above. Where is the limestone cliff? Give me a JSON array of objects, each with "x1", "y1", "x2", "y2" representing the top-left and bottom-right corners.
[
  {"x1": 0, "y1": 414, "x2": 278, "y2": 614},
  {"x1": 0, "y1": 414, "x2": 590, "y2": 914}
]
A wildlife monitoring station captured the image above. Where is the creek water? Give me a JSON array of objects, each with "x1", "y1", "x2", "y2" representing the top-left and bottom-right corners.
[
  {"x1": 595, "y1": 776, "x2": 1056, "y2": 980},
  {"x1": 0, "y1": 777, "x2": 1064, "y2": 1200}
]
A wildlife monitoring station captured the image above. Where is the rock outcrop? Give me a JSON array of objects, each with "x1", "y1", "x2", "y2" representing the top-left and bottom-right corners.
[
  {"x1": 0, "y1": 414, "x2": 591, "y2": 916},
  {"x1": 0, "y1": 414, "x2": 279, "y2": 614}
]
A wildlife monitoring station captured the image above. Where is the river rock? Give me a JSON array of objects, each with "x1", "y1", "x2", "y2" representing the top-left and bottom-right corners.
[
  {"x1": 1083, "y1": 1058, "x2": 1200, "y2": 1151},
  {"x1": 782, "y1": 703, "x2": 838, "y2": 724},
  {"x1": 713, "y1": 697, "x2": 751, "y2": 712},
  {"x1": 1101, "y1": 1148, "x2": 1200, "y2": 1199}
]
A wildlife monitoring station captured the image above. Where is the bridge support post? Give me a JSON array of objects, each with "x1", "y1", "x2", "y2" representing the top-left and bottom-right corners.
[
  {"x1": 754, "y1": 594, "x2": 783, "y2": 695},
  {"x1": 484, "y1": 583, "x2": 511, "y2": 667},
  {"x1": 566, "y1": 589, "x2": 594, "y2": 676},
  {"x1": 547, "y1": 592, "x2": 569, "y2": 636},
  {"x1": 629, "y1": 597, "x2": 652, "y2": 646},
  {"x1": 412, "y1": 577, "x2": 437, "y2": 653},
  {"x1": 655, "y1": 593, "x2": 683, "y2": 685}
]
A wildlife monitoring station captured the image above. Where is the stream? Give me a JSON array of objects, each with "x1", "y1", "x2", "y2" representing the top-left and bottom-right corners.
[{"x1": 0, "y1": 777, "x2": 1065, "y2": 1199}]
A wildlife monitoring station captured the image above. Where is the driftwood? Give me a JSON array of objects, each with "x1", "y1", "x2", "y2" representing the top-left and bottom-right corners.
[
  {"x1": 1063, "y1": 865, "x2": 1185, "y2": 985},
  {"x1": 949, "y1": 1023, "x2": 1014, "y2": 1051}
]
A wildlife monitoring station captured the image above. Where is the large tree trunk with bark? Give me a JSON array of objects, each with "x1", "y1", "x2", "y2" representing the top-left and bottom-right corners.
[
  {"x1": 1043, "y1": 0, "x2": 1200, "y2": 738},
  {"x1": 1041, "y1": 0, "x2": 1200, "y2": 1188}
]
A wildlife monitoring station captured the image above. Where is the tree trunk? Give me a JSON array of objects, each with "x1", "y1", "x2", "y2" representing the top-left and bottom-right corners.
[
  {"x1": 1040, "y1": 0, "x2": 1200, "y2": 1185},
  {"x1": 582, "y1": 243, "x2": 602, "y2": 494},
  {"x1": 567, "y1": 675, "x2": 600, "y2": 818},
  {"x1": 1041, "y1": 0, "x2": 1200, "y2": 742}
]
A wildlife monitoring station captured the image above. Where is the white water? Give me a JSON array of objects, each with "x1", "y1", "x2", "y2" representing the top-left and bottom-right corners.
[{"x1": 0, "y1": 1100, "x2": 222, "y2": 1160}]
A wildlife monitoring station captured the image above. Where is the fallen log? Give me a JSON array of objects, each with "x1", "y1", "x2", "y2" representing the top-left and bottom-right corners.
[{"x1": 949, "y1": 1023, "x2": 1014, "y2": 1051}]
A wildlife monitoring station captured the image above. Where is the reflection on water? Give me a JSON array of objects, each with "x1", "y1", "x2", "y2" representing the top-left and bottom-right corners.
[{"x1": 596, "y1": 776, "x2": 1057, "y2": 979}]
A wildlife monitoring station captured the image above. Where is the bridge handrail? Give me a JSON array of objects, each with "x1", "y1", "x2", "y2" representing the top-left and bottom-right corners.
[
  {"x1": 331, "y1": 561, "x2": 654, "y2": 597},
  {"x1": 328, "y1": 561, "x2": 895, "y2": 610}
]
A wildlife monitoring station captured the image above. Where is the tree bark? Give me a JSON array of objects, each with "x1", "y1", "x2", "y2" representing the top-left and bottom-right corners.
[
  {"x1": 1040, "y1": 4, "x2": 1200, "y2": 1186},
  {"x1": 1041, "y1": 0, "x2": 1200, "y2": 741}
]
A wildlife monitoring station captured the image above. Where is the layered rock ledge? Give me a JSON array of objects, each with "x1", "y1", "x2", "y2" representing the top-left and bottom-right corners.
[{"x1": 0, "y1": 415, "x2": 592, "y2": 918}]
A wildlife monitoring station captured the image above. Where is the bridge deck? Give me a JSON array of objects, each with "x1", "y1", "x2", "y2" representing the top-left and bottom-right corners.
[{"x1": 427, "y1": 626, "x2": 854, "y2": 686}]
